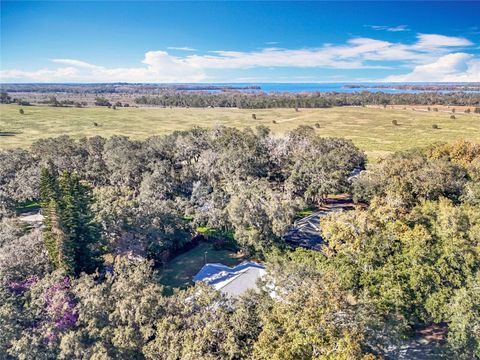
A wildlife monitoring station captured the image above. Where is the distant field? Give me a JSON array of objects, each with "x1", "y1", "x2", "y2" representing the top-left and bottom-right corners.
[{"x1": 1, "y1": 104, "x2": 479, "y2": 160}]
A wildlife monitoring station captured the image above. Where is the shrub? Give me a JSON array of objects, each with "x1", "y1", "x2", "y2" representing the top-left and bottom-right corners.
[
  {"x1": 19, "y1": 109, "x2": 24, "y2": 115},
  {"x1": 315, "y1": 123, "x2": 320, "y2": 128},
  {"x1": 272, "y1": 120, "x2": 277, "y2": 124},
  {"x1": 465, "y1": 108, "x2": 471, "y2": 114},
  {"x1": 392, "y1": 120, "x2": 398, "y2": 126},
  {"x1": 474, "y1": 107, "x2": 480, "y2": 114},
  {"x1": 433, "y1": 108, "x2": 439, "y2": 112},
  {"x1": 432, "y1": 124, "x2": 439, "y2": 129},
  {"x1": 450, "y1": 115, "x2": 456, "y2": 120},
  {"x1": 252, "y1": 113, "x2": 257, "y2": 120},
  {"x1": 94, "y1": 97, "x2": 111, "y2": 107}
]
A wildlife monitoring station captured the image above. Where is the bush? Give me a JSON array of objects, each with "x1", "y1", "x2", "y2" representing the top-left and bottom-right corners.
[
  {"x1": 252, "y1": 113, "x2": 257, "y2": 120},
  {"x1": 19, "y1": 109, "x2": 24, "y2": 115},
  {"x1": 450, "y1": 115, "x2": 456, "y2": 120},
  {"x1": 465, "y1": 108, "x2": 471, "y2": 114},
  {"x1": 272, "y1": 120, "x2": 277, "y2": 124},
  {"x1": 474, "y1": 107, "x2": 480, "y2": 114},
  {"x1": 433, "y1": 108, "x2": 439, "y2": 112},
  {"x1": 94, "y1": 97, "x2": 112, "y2": 107},
  {"x1": 392, "y1": 120, "x2": 398, "y2": 126},
  {"x1": 432, "y1": 124, "x2": 439, "y2": 129},
  {"x1": 315, "y1": 123, "x2": 320, "y2": 128}
]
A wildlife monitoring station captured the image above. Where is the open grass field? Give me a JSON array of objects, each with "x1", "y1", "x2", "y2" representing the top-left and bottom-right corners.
[
  {"x1": 1, "y1": 104, "x2": 479, "y2": 160},
  {"x1": 159, "y1": 242, "x2": 245, "y2": 292}
]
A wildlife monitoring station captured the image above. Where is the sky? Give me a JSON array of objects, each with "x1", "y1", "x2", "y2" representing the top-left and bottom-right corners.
[{"x1": 1, "y1": 1, "x2": 479, "y2": 83}]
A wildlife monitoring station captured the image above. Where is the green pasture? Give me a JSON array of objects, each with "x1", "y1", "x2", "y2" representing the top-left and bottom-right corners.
[{"x1": 1, "y1": 104, "x2": 479, "y2": 160}]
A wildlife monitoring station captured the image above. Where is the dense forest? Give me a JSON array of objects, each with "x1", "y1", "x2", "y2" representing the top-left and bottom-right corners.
[
  {"x1": 2, "y1": 87, "x2": 480, "y2": 109},
  {"x1": 1, "y1": 127, "x2": 480, "y2": 359},
  {"x1": 134, "y1": 91, "x2": 480, "y2": 108}
]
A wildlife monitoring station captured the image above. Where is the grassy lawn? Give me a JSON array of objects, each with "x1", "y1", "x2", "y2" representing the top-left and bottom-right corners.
[
  {"x1": 1, "y1": 104, "x2": 479, "y2": 160},
  {"x1": 159, "y1": 242, "x2": 245, "y2": 292},
  {"x1": 15, "y1": 200, "x2": 40, "y2": 213}
]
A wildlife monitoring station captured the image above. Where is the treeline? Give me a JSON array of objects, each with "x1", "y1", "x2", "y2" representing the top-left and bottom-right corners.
[
  {"x1": 135, "y1": 91, "x2": 480, "y2": 108},
  {"x1": 1, "y1": 135, "x2": 480, "y2": 358},
  {"x1": 345, "y1": 83, "x2": 480, "y2": 91},
  {"x1": 0, "y1": 83, "x2": 261, "y2": 94}
]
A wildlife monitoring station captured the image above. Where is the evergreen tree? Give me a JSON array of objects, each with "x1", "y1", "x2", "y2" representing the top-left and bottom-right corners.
[
  {"x1": 40, "y1": 168, "x2": 102, "y2": 275},
  {"x1": 40, "y1": 167, "x2": 70, "y2": 271}
]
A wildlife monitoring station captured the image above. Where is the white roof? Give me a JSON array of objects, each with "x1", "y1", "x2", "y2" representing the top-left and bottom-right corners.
[{"x1": 193, "y1": 261, "x2": 265, "y2": 297}]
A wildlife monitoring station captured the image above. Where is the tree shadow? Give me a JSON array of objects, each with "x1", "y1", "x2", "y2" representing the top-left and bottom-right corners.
[{"x1": 0, "y1": 131, "x2": 22, "y2": 136}]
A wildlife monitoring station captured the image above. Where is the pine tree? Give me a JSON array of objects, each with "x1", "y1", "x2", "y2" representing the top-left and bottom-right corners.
[
  {"x1": 74, "y1": 178, "x2": 102, "y2": 273},
  {"x1": 40, "y1": 167, "x2": 69, "y2": 271},
  {"x1": 40, "y1": 168, "x2": 103, "y2": 275}
]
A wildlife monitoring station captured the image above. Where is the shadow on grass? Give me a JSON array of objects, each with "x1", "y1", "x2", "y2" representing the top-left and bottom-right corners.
[{"x1": 0, "y1": 131, "x2": 22, "y2": 136}]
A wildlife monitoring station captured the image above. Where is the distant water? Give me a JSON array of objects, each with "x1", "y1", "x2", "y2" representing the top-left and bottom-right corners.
[{"x1": 205, "y1": 83, "x2": 480, "y2": 94}]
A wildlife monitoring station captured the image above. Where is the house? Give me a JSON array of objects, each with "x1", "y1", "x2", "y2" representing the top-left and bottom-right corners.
[
  {"x1": 193, "y1": 261, "x2": 265, "y2": 297},
  {"x1": 18, "y1": 211, "x2": 44, "y2": 229}
]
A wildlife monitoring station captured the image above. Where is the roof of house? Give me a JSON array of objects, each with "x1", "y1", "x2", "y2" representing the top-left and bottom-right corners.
[
  {"x1": 193, "y1": 261, "x2": 265, "y2": 297},
  {"x1": 282, "y1": 211, "x2": 331, "y2": 251}
]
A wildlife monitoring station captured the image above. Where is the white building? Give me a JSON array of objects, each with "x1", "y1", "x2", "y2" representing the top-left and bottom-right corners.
[{"x1": 193, "y1": 261, "x2": 265, "y2": 297}]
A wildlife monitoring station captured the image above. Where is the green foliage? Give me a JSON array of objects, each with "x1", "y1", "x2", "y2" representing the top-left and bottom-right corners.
[
  {"x1": 447, "y1": 271, "x2": 480, "y2": 358},
  {"x1": 40, "y1": 168, "x2": 103, "y2": 275},
  {"x1": 2, "y1": 137, "x2": 480, "y2": 358},
  {"x1": 226, "y1": 178, "x2": 300, "y2": 253},
  {"x1": 321, "y1": 197, "x2": 480, "y2": 324},
  {"x1": 353, "y1": 149, "x2": 468, "y2": 207},
  {"x1": 255, "y1": 251, "x2": 382, "y2": 359}
]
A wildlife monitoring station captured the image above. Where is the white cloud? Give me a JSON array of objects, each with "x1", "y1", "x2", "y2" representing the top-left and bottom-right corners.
[
  {"x1": 1, "y1": 51, "x2": 206, "y2": 83},
  {"x1": 0, "y1": 67, "x2": 80, "y2": 82},
  {"x1": 384, "y1": 53, "x2": 480, "y2": 82},
  {"x1": 167, "y1": 46, "x2": 197, "y2": 51},
  {"x1": 369, "y1": 25, "x2": 409, "y2": 32},
  {"x1": 0, "y1": 33, "x2": 477, "y2": 82},
  {"x1": 52, "y1": 59, "x2": 100, "y2": 69},
  {"x1": 414, "y1": 34, "x2": 472, "y2": 49}
]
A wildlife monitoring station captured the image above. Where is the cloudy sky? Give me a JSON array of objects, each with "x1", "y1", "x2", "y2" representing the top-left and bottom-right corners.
[{"x1": 1, "y1": 1, "x2": 479, "y2": 83}]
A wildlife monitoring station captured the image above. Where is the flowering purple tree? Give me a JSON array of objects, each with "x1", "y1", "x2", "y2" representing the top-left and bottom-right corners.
[
  {"x1": 42, "y1": 277, "x2": 78, "y2": 341},
  {"x1": 8, "y1": 275, "x2": 38, "y2": 294}
]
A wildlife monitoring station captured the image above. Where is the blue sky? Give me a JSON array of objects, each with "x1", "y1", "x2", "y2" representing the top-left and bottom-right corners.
[{"x1": 1, "y1": 1, "x2": 479, "y2": 83}]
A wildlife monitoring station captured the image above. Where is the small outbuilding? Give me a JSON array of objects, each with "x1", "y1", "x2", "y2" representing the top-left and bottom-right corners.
[{"x1": 193, "y1": 261, "x2": 265, "y2": 297}]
